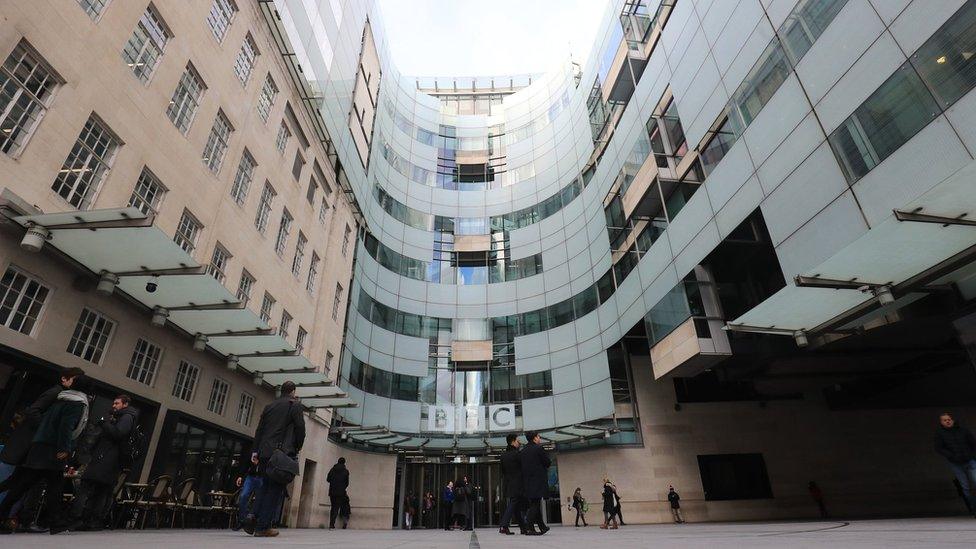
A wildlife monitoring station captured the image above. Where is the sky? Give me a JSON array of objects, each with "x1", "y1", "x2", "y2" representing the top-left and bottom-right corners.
[{"x1": 376, "y1": 0, "x2": 609, "y2": 77}]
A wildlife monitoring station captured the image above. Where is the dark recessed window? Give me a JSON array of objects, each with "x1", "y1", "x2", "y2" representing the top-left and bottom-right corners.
[{"x1": 697, "y1": 453, "x2": 773, "y2": 501}]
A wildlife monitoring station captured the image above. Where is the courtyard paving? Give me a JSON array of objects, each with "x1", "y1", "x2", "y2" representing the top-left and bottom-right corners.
[{"x1": 6, "y1": 517, "x2": 976, "y2": 548}]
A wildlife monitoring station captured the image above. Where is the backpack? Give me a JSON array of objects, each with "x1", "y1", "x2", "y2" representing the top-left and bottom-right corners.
[{"x1": 120, "y1": 423, "x2": 147, "y2": 467}]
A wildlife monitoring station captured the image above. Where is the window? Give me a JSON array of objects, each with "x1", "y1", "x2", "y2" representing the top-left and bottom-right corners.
[
  {"x1": 77, "y1": 0, "x2": 109, "y2": 19},
  {"x1": 254, "y1": 182, "x2": 276, "y2": 233},
  {"x1": 324, "y1": 351, "x2": 334, "y2": 376},
  {"x1": 274, "y1": 209, "x2": 292, "y2": 256},
  {"x1": 728, "y1": 39, "x2": 792, "y2": 134},
  {"x1": 207, "y1": 244, "x2": 231, "y2": 284},
  {"x1": 278, "y1": 310, "x2": 291, "y2": 339},
  {"x1": 697, "y1": 453, "x2": 773, "y2": 501},
  {"x1": 236, "y1": 392, "x2": 255, "y2": 426},
  {"x1": 256, "y1": 74, "x2": 278, "y2": 122},
  {"x1": 0, "y1": 41, "x2": 61, "y2": 156},
  {"x1": 237, "y1": 269, "x2": 255, "y2": 306},
  {"x1": 332, "y1": 283, "x2": 343, "y2": 321},
  {"x1": 912, "y1": 0, "x2": 976, "y2": 109},
  {"x1": 306, "y1": 252, "x2": 319, "y2": 293},
  {"x1": 126, "y1": 338, "x2": 162, "y2": 386},
  {"x1": 275, "y1": 120, "x2": 290, "y2": 152},
  {"x1": 292, "y1": 151, "x2": 305, "y2": 180},
  {"x1": 779, "y1": 0, "x2": 848, "y2": 64},
  {"x1": 229, "y1": 149, "x2": 256, "y2": 205},
  {"x1": 121, "y1": 4, "x2": 170, "y2": 84},
  {"x1": 207, "y1": 377, "x2": 230, "y2": 415},
  {"x1": 341, "y1": 225, "x2": 351, "y2": 256},
  {"x1": 260, "y1": 292, "x2": 274, "y2": 324},
  {"x1": 699, "y1": 117, "x2": 736, "y2": 176},
  {"x1": 172, "y1": 360, "x2": 200, "y2": 402},
  {"x1": 233, "y1": 33, "x2": 258, "y2": 85},
  {"x1": 67, "y1": 308, "x2": 114, "y2": 364},
  {"x1": 128, "y1": 167, "x2": 166, "y2": 215},
  {"x1": 296, "y1": 326, "x2": 307, "y2": 355},
  {"x1": 318, "y1": 197, "x2": 329, "y2": 224},
  {"x1": 661, "y1": 98, "x2": 687, "y2": 158},
  {"x1": 52, "y1": 115, "x2": 119, "y2": 209},
  {"x1": 305, "y1": 176, "x2": 318, "y2": 204},
  {"x1": 207, "y1": 0, "x2": 237, "y2": 43},
  {"x1": 202, "y1": 110, "x2": 233, "y2": 173},
  {"x1": 174, "y1": 210, "x2": 202, "y2": 254},
  {"x1": 0, "y1": 266, "x2": 50, "y2": 336},
  {"x1": 166, "y1": 64, "x2": 205, "y2": 133},
  {"x1": 291, "y1": 232, "x2": 307, "y2": 276}
]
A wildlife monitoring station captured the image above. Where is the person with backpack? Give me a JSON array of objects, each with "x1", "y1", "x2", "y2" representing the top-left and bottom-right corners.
[
  {"x1": 64, "y1": 395, "x2": 138, "y2": 532},
  {"x1": 245, "y1": 381, "x2": 305, "y2": 538}
]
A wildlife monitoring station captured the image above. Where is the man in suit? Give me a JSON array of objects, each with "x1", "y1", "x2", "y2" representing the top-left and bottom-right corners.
[
  {"x1": 519, "y1": 432, "x2": 551, "y2": 535},
  {"x1": 498, "y1": 433, "x2": 527, "y2": 535},
  {"x1": 246, "y1": 381, "x2": 305, "y2": 538}
]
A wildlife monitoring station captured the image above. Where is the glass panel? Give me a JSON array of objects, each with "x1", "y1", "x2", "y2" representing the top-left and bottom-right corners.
[{"x1": 911, "y1": 0, "x2": 976, "y2": 108}]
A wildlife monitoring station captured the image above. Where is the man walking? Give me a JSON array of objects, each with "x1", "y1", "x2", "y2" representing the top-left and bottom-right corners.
[
  {"x1": 234, "y1": 450, "x2": 262, "y2": 530},
  {"x1": 246, "y1": 381, "x2": 305, "y2": 537},
  {"x1": 667, "y1": 485, "x2": 684, "y2": 523},
  {"x1": 499, "y1": 433, "x2": 527, "y2": 535},
  {"x1": 66, "y1": 395, "x2": 137, "y2": 531},
  {"x1": 519, "y1": 432, "x2": 550, "y2": 535},
  {"x1": 935, "y1": 412, "x2": 976, "y2": 514},
  {"x1": 326, "y1": 457, "x2": 349, "y2": 529}
]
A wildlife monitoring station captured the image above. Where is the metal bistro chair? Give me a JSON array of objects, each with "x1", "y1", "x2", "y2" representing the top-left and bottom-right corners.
[
  {"x1": 105, "y1": 470, "x2": 131, "y2": 530},
  {"x1": 211, "y1": 487, "x2": 241, "y2": 530},
  {"x1": 134, "y1": 475, "x2": 173, "y2": 529},
  {"x1": 165, "y1": 477, "x2": 196, "y2": 529}
]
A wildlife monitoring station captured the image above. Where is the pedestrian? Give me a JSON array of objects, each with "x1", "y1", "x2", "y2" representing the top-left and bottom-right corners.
[
  {"x1": 519, "y1": 432, "x2": 550, "y2": 535},
  {"x1": 572, "y1": 487, "x2": 588, "y2": 526},
  {"x1": 611, "y1": 481, "x2": 625, "y2": 525},
  {"x1": 244, "y1": 381, "x2": 305, "y2": 538},
  {"x1": 403, "y1": 491, "x2": 416, "y2": 529},
  {"x1": 442, "y1": 480, "x2": 454, "y2": 530},
  {"x1": 807, "y1": 481, "x2": 828, "y2": 518},
  {"x1": 0, "y1": 376, "x2": 90, "y2": 535},
  {"x1": 233, "y1": 448, "x2": 262, "y2": 531},
  {"x1": 499, "y1": 433, "x2": 527, "y2": 535},
  {"x1": 462, "y1": 475, "x2": 475, "y2": 531},
  {"x1": 934, "y1": 412, "x2": 976, "y2": 516},
  {"x1": 422, "y1": 491, "x2": 435, "y2": 528},
  {"x1": 65, "y1": 395, "x2": 138, "y2": 531},
  {"x1": 600, "y1": 477, "x2": 619, "y2": 529},
  {"x1": 452, "y1": 477, "x2": 468, "y2": 529},
  {"x1": 667, "y1": 485, "x2": 684, "y2": 523},
  {"x1": 326, "y1": 456, "x2": 349, "y2": 529}
]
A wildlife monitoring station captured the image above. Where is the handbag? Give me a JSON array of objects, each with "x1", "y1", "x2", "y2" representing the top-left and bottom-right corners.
[{"x1": 264, "y1": 401, "x2": 300, "y2": 485}]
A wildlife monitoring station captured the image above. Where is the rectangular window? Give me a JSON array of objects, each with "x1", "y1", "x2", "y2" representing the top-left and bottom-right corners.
[
  {"x1": 126, "y1": 338, "x2": 162, "y2": 386},
  {"x1": 237, "y1": 269, "x2": 255, "y2": 306},
  {"x1": 0, "y1": 41, "x2": 61, "y2": 156},
  {"x1": 67, "y1": 308, "x2": 114, "y2": 364},
  {"x1": 229, "y1": 149, "x2": 256, "y2": 205},
  {"x1": 341, "y1": 225, "x2": 351, "y2": 256},
  {"x1": 166, "y1": 64, "x2": 205, "y2": 134},
  {"x1": 52, "y1": 115, "x2": 119, "y2": 209},
  {"x1": 306, "y1": 252, "x2": 319, "y2": 293},
  {"x1": 305, "y1": 175, "x2": 318, "y2": 204},
  {"x1": 275, "y1": 120, "x2": 290, "y2": 152},
  {"x1": 236, "y1": 392, "x2": 255, "y2": 426},
  {"x1": 233, "y1": 33, "x2": 258, "y2": 85},
  {"x1": 121, "y1": 4, "x2": 170, "y2": 84},
  {"x1": 912, "y1": 0, "x2": 976, "y2": 109},
  {"x1": 174, "y1": 209, "x2": 202, "y2": 254},
  {"x1": 207, "y1": 0, "x2": 238, "y2": 43},
  {"x1": 332, "y1": 283, "x2": 343, "y2": 321},
  {"x1": 296, "y1": 326, "x2": 307, "y2": 355},
  {"x1": 278, "y1": 310, "x2": 291, "y2": 339},
  {"x1": 207, "y1": 244, "x2": 231, "y2": 284},
  {"x1": 318, "y1": 197, "x2": 329, "y2": 224},
  {"x1": 202, "y1": 110, "x2": 233, "y2": 174},
  {"x1": 292, "y1": 151, "x2": 305, "y2": 180},
  {"x1": 207, "y1": 377, "x2": 230, "y2": 415},
  {"x1": 128, "y1": 167, "x2": 166, "y2": 215},
  {"x1": 324, "y1": 351, "x2": 334, "y2": 376},
  {"x1": 779, "y1": 0, "x2": 848, "y2": 64},
  {"x1": 171, "y1": 360, "x2": 200, "y2": 402},
  {"x1": 254, "y1": 182, "x2": 276, "y2": 233},
  {"x1": 728, "y1": 39, "x2": 792, "y2": 134},
  {"x1": 697, "y1": 453, "x2": 773, "y2": 501},
  {"x1": 0, "y1": 266, "x2": 50, "y2": 336},
  {"x1": 699, "y1": 117, "x2": 736, "y2": 177},
  {"x1": 291, "y1": 232, "x2": 307, "y2": 276},
  {"x1": 77, "y1": 0, "x2": 109, "y2": 19},
  {"x1": 274, "y1": 209, "x2": 293, "y2": 256},
  {"x1": 260, "y1": 292, "x2": 275, "y2": 324},
  {"x1": 256, "y1": 74, "x2": 278, "y2": 122}
]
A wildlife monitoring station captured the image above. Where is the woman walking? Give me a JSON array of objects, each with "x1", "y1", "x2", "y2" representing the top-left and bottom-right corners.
[
  {"x1": 442, "y1": 481, "x2": 455, "y2": 530},
  {"x1": 600, "y1": 478, "x2": 619, "y2": 530},
  {"x1": 572, "y1": 487, "x2": 588, "y2": 527}
]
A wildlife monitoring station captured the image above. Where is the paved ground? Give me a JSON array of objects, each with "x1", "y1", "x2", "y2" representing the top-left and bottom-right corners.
[{"x1": 6, "y1": 517, "x2": 976, "y2": 548}]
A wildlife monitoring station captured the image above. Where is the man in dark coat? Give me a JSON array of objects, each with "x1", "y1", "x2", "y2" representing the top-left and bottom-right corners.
[
  {"x1": 0, "y1": 377, "x2": 89, "y2": 534},
  {"x1": 935, "y1": 412, "x2": 976, "y2": 514},
  {"x1": 519, "y1": 432, "x2": 551, "y2": 535},
  {"x1": 498, "y1": 433, "x2": 527, "y2": 535},
  {"x1": 667, "y1": 485, "x2": 684, "y2": 523},
  {"x1": 65, "y1": 395, "x2": 137, "y2": 531},
  {"x1": 233, "y1": 445, "x2": 262, "y2": 530},
  {"x1": 326, "y1": 456, "x2": 349, "y2": 529},
  {"x1": 246, "y1": 381, "x2": 305, "y2": 537}
]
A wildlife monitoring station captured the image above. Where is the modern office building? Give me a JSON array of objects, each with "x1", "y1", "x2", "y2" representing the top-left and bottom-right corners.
[{"x1": 2, "y1": 0, "x2": 976, "y2": 529}]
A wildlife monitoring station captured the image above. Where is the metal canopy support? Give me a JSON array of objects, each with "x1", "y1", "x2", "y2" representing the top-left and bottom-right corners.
[
  {"x1": 204, "y1": 328, "x2": 276, "y2": 337},
  {"x1": 793, "y1": 275, "x2": 889, "y2": 291},
  {"x1": 113, "y1": 266, "x2": 207, "y2": 277},
  {"x1": 893, "y1": 209, "x2": 976, "y2": 227},
  {"x1": 167, "y1": 302, "x2": 244, "y2": 311}
]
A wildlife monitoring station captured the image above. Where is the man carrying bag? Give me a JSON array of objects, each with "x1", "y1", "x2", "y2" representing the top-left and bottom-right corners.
[{"x1": 245, "y1": 381, "x2": 305, "y2": 538}]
